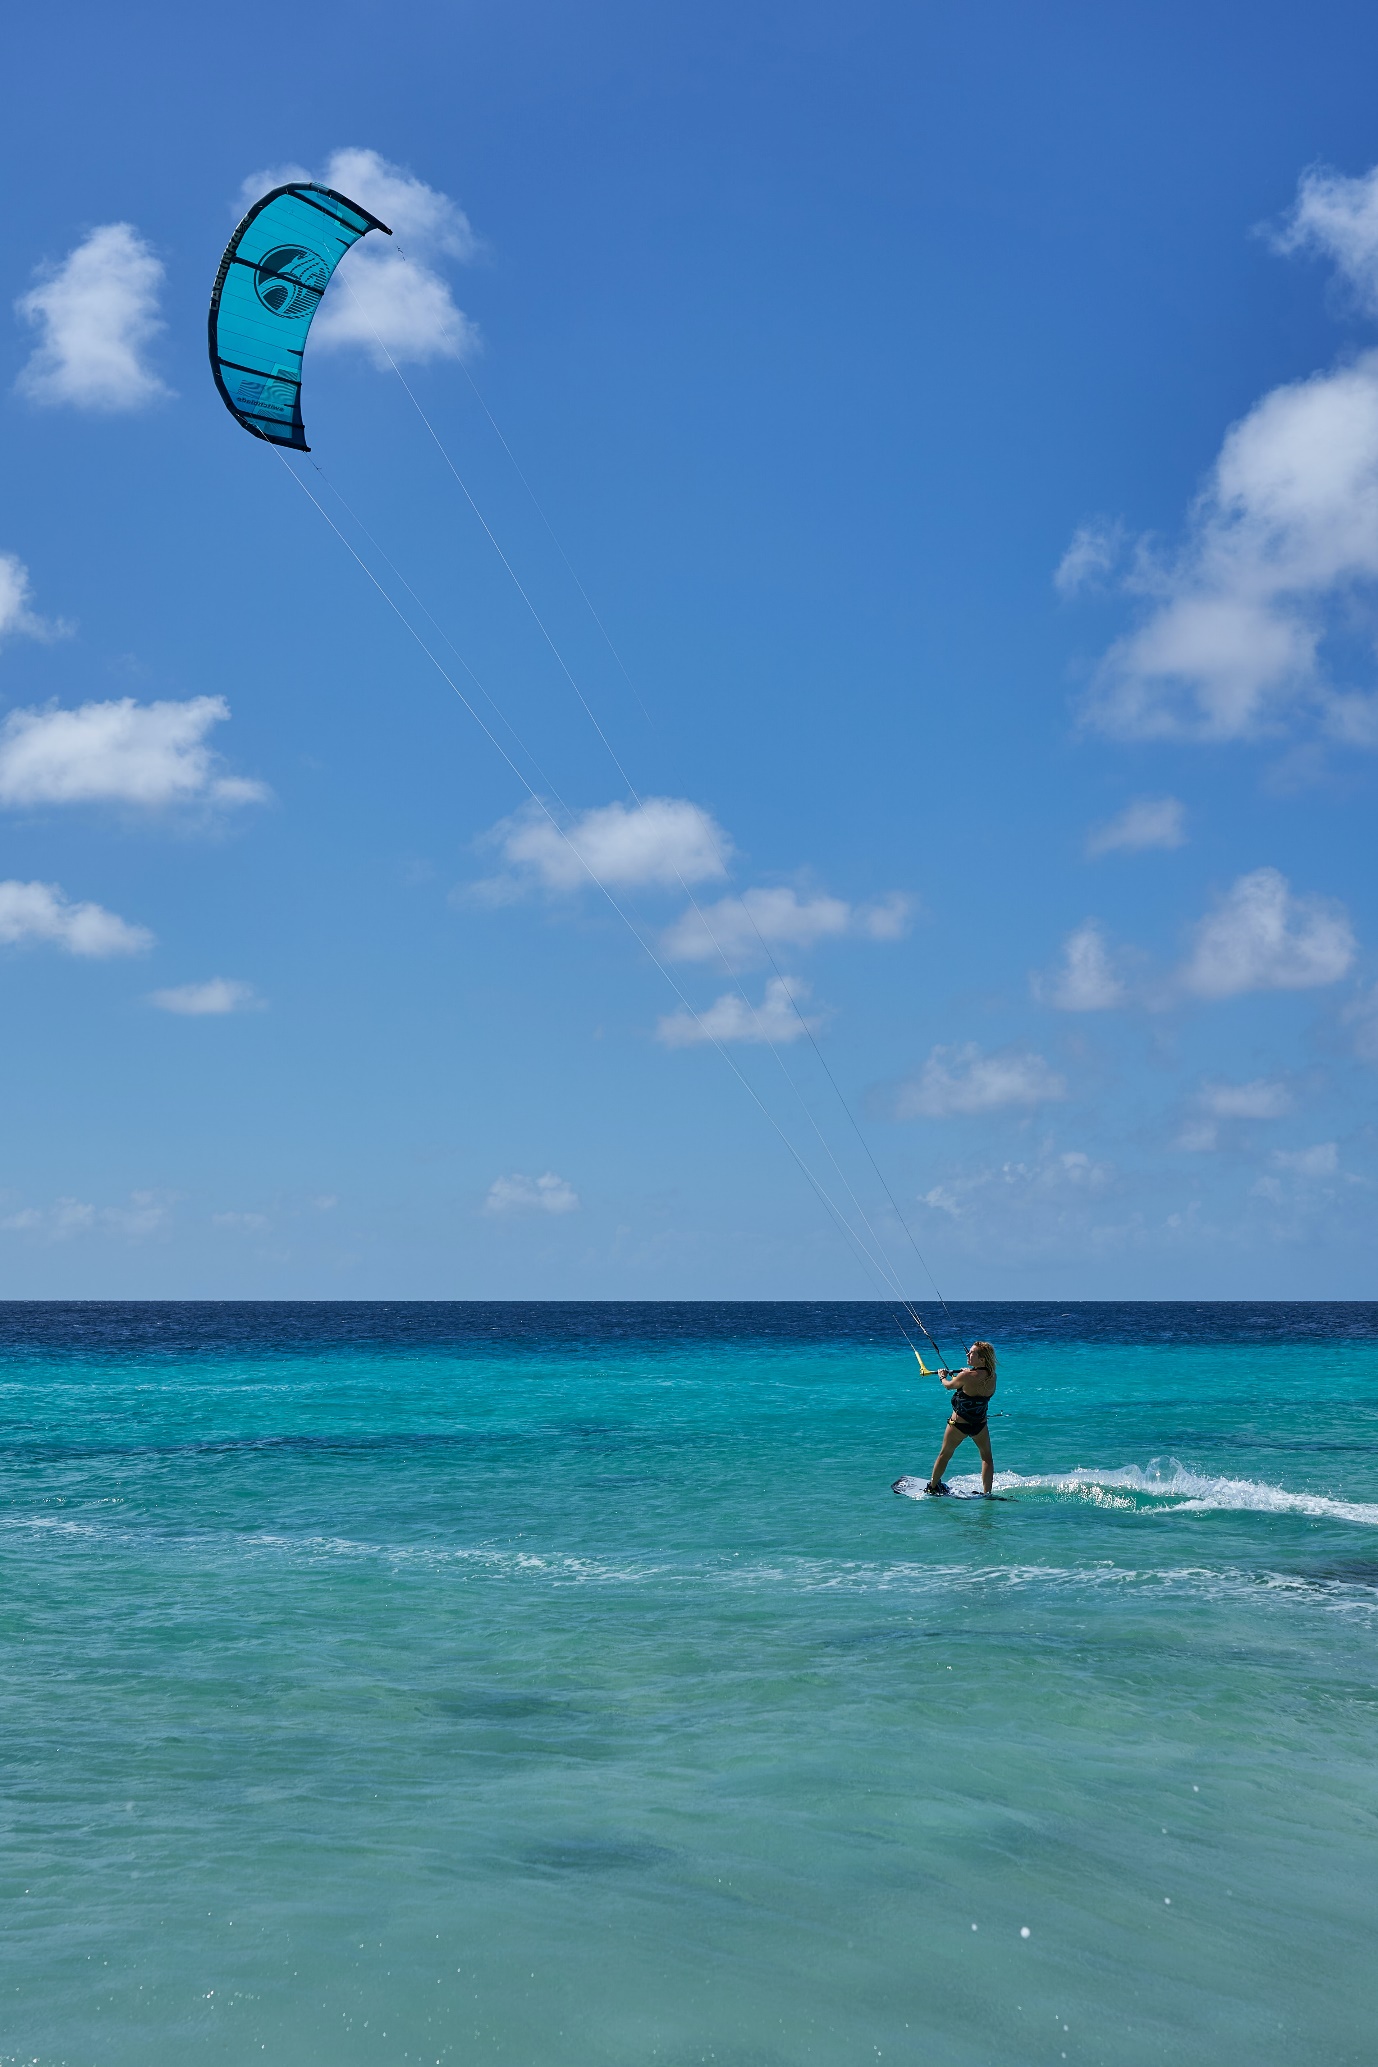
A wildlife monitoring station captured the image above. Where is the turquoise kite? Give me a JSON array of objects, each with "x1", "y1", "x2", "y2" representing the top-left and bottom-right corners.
[{"x1": 208, "y1": 183, "x2": 391, "y2": 451}]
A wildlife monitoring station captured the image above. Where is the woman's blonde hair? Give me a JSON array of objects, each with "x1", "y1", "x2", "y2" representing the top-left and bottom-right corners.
[{"x1": 970, "y1": 1340, "x2": 997, "y2": 1374}]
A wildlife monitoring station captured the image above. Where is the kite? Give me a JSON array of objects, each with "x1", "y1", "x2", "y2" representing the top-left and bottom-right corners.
[{"x1": 208, "y1": 183, "x2": 391, "y2": 451}]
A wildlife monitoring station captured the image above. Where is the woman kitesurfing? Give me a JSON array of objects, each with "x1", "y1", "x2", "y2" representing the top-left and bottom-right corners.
[{"x1": 922, "y1": 1340, "x2": 998, "y2": 1497}]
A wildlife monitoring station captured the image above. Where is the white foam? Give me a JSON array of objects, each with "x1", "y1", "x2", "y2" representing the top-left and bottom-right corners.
[
  {"x1": 241, "y1": 1531, "x2": 683, "y2": 1585},
  {"x1": 926, "y1": 1459, "x2": 1378, "y2": 1529}
]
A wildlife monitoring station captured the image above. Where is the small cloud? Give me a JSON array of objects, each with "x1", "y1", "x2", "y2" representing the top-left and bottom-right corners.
[
  {"x1": 916, "y1": 1143, "x2": 1113, "y2": 1228},
  {"x1": 2, "y1": 1190, "x2": 168, "y2": 1240},
  {"x1": 1054, "y1": 1149, "x2": 1110, "y2": 1187},
  {"x1": 1076, "y1": 335, "x2": 1378, "y2": 743},
  {"x1": 242, "y1": 148, "x2": 478, "y2": 260},
  {"x1": 1086, "y1": 797, "x2": 1186, "y2": 857},
  {"x1": 1177, "y1": 1075, "x2": 1292, "y2": 1150},
  {"x1": 1199, "y1": 1077, "x2": 1291, "y2": 1119},
  {"x1": 1343, "y1": 983, "x2": 1378, "y2": 1064},
  {"x1": 474, "y1": 796, "x2": 732, "y2": 897},
  {"x1": 1323, "y1": 693, "x2": 1378, "y2": 746},
  {"x1": 1069, "y1": 164, "x2": 1378, "y2": 747},
  {"x1": 211, "y1": 1210, "x2": 270, "y2": 1230},
  {"x1": 238, "y1": 161, "x2": 312, "y2": 201},
  {"x1": 323, "y1": 147, "x2": 481, "y2": 260},
  {"x1": 0, "y1": 553, "x2": 70, "y2": 646},
  {"x1": 15, "y1": 223, "x2": 170, "y2": 411},
  {"x1": 150, "y1": 978, "x2": 262, "y2": 1016},
  {"x1": 483, "y1": 1171, "x2": 580, "y2": 1216},
  {"x1": 104, "y1": 1192, "x2": 172, "y2": 1238},
  {"x1": 315, "y1": 248, "x2": 479, "y2": 366},
  {"x1": 0, "y1": 696, "x2": 268, "y2": 812},
  {"x1": 1270, "y1": 1141, "x2": 1339, "y2": 1178},
  {"x1": 1271, "y1": 162, "x2": 1378, "y2": 314},
  {"x1": 1033, "y1": 922, "x2": 1127, "y2": 1011},
  {"x1": 0, "y1": 879, "x2": 151, "y2": 957},
  {"x1": 1177, "y1": 868, "x2": 1355, "y2": 999},
  {"x1": 208, "y1": 776, "x2": 270, "y2": 806},
  {"x1": 1055, "y1": 518, "x2": 1126, "y2": 596},
  {"x1": 858, "y1": 892, "x2": 911, "y2": 940},
  {"x1": 241, "y1": 147, "x2": 481, "y2": 368},
  {"x1": 657, "y1": 975, "x2": 817, "y2": 1047},
  {"x1": 663, "y1": 887, "x2": 910, "y2": 967},
  {"x1": 314, "y1": 1194, "x2": 339, "y2": 1211},
  {"x1": 895, "y1": 1044, "x2": 1067, "y2": 1119}
]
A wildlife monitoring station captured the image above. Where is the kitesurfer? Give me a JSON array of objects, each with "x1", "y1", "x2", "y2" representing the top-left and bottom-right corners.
[{"x1": 924, "y1": 1340, "x2": 997, "y2": 1496}]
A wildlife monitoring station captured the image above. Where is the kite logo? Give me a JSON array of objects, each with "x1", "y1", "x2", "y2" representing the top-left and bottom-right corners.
[{"x1": 254, "y1": 245, "x2": 329, "y2": 319}]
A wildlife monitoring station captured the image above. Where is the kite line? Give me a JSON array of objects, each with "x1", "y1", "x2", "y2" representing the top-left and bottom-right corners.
[{"x1": 209, "y1": 176, "x2": 961, "y2": 1363}]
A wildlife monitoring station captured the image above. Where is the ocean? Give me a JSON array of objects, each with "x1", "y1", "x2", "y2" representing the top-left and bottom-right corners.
[{"x1": 2, "y1": 1301, "x2": 1375, "y2": 2066}]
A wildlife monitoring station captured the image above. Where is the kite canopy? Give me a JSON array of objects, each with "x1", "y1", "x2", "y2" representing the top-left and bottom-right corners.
[{"x1": 208, "y1": 183, "x2": 391, "y2": 451}]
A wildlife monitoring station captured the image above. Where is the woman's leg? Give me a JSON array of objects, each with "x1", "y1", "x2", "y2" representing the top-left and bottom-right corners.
[
  {"x1": 971, "y1": 1424, "x2": 994, "y2": 1494},
  {"x1": 927, "y1": 1420, "x2": 967, "y2": 1490}
]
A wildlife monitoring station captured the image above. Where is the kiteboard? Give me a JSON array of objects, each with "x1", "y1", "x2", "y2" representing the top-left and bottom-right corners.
[{"x1": 891, "y1": 1476, "x2": 1011, "y2": 1501}]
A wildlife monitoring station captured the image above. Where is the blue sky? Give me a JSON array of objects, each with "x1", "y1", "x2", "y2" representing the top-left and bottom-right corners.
[{"x1": 2, "y1": 0, "x2": 1377, "y2": 1298}]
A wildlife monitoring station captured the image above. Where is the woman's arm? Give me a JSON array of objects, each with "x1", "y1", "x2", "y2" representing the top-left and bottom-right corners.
[{"x1": 941, "y1": 1362, "x2": 994, "y2": 1394}]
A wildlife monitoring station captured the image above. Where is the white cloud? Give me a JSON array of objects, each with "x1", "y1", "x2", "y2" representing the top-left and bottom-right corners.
[
  {"x1": 483, "y1": 1171, "x2": 580, "y2": 1215},
  {"x1": 1055, "y1": 519, "x2": 1126, "y2": 595},
  {"x1": 0, "y1": 553, "x2": 69, "y2": 646},
  {"x1": 314, "y1": 248, "x2": 478, "y2": 366},
  {"x1": 242, "y1": 147, "x2": 480, "y2": 368},
  {"x1": 1177, "y1": 867, "x2": 1354, "y2": 999},
  {"x1": 856, "y1": 892, "x2": 911, "y2": 939},
  {"x1": 1343, "y1": 983, "x2": 1378, "y2": 1064},
  {"x1": 1178, "y1": 1075, "x2": 1292, "y2": 1150},
  {"x1": 662, "y1": 886, "x2": 910, "y2": 967},
  {"x1": 0, "y1": 696, "x2": 268, "y2": 811},
  {"x1": 1068, "y1": 165, "x2": 1378, "y2": 742},
  {"x1": 1270, "y1": 1140, "x2": 1339, "y2": 1177},
  {"x1": 1199, "y1": 1077, "x2": 1292, "y2": 1119},
  {"x1": 1, "y1": 1191, "x2": 168, "y2": 1240},
  {"x1": 1273, "y1": 164, "x2": 1378, "y2": 314},
  {"x1": 212, "y1": 1210, "x2": 270, "y2": 1229},
  {"x1": 150, "y1": 978, "x2": 262, "y2": 1016},
  {"x1": 1079, "y1": 349, "x2": 1378, "y2": 739},
  {"x1": 477, "y1": 796, "x2": 732, "y2": 897},
  {"x1": 1033, "y1": 922, "x2": 1126, "y2": 1010},
  {"x1": 1086, "y1": 796, "x2": 1186, "y2": 856},
  {"x1": 656, "y1": 975, "x2": 818, "y2": 1047},
  {"x1": 895, "y1": 1044, "x2": 1067, "y2": 1119},
  {"x1": 1048, "y1": 1148, "x2": 1107, "y2": 1186},
  {"x1": 243, "y1": 148, "x2": 479, "y2": 261},
  {"x1": 0, "y1": 880, "x2": 151, "y2": 957},
  {"x1": 918, "y1": 1144, "x2": 1113, "y2": 1219},
  {"x1": 1038, "y1": 874, "x2": 1353, "y2": 1013},
  {"x1": 15, "y1": 224, "x2": 169, "y2": 411}
]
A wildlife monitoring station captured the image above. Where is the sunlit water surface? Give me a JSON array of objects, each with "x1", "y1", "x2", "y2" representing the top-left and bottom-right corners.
[{"x1": 2, "y1": 1302, "x2": 1375, "y2": 2066}]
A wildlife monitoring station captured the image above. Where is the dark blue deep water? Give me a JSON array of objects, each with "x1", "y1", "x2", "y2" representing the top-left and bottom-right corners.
[{"x1": 2, "y1": 1303, "x2": 1376, "y2": 2065}]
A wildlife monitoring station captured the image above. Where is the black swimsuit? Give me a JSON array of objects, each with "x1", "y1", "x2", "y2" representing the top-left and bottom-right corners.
[{"x1": 949, "y1": 1388, "x2": 990, "y2": 1433}]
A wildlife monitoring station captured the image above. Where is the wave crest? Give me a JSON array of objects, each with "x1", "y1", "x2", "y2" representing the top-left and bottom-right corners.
[{"x1": 926, "y1": 1459, "x2": 1378, "y2": 1527}]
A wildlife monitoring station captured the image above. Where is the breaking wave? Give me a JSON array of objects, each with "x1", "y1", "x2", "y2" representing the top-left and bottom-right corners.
[{"x1": 898, "y1": 1458, "x2": 1378, "y2": 1527}]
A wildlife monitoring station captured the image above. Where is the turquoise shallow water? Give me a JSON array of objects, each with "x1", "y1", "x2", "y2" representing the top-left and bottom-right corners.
[{"x1": 2, "y1": 1301, "x2": 1376, "y2": 2067}]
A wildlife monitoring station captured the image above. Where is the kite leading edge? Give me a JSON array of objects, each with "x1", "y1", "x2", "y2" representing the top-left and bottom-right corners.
[{"x1": 208, "y1": 183, "x2": 391, "y2": 451}]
